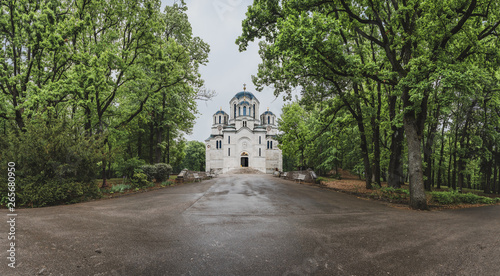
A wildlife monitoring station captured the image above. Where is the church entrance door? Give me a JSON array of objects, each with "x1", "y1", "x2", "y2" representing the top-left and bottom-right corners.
[{"x1": 241, "y1": 157, "x2": 249, "y2": 167}]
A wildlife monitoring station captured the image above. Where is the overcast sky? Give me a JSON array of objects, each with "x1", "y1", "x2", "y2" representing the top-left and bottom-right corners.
[{"x1": 161, "y1": 0, "x2": 293, "y2": 142}]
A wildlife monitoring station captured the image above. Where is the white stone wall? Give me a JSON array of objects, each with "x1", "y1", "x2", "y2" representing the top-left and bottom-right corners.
[{"x1": 205, "y1": 91, "x2": 281, "y2": 174}]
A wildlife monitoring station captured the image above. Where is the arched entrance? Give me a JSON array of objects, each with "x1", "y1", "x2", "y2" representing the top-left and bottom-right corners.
[{"x1": 241, "y1": 152, "x2": 249, "y2": 167}]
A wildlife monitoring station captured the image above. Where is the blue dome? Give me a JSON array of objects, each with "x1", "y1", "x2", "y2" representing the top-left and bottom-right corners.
[
  {"x1": 238, "y1": 101, "x2": 250, "y2": 105},
  {"x1": 233, "y1": 91, "x2": 256, "y2": 100},
  {"x1": 215, "y1": 110, "x2": 227, "y2": 115},
  {"x1": 262, "y1": 111, "x2": 274, "y2": 115}
]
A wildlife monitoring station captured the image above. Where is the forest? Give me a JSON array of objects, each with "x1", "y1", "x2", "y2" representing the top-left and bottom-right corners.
[
  {"x1": 0, "y1": 0, "x2": 209, "y2": 207},
  {"x1": 237, "y1": 0, "x2": 500, "y2": 209}
]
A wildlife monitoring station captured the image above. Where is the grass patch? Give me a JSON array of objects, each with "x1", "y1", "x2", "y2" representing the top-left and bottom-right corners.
[
  {"x1": 430, "y1": 191, "x2": 500, "y2": 205},
  {"x1": 370, "y1": 186, "x2": 410, "y2": 202},
  {"x1": 161, "y1": 180, "x2": 175, "y2": 187},
  {"x1": 110, "y1": 184, "x2": 131, "y2": 193}
]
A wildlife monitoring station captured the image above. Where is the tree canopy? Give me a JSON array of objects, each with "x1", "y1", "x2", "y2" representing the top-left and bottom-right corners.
[
  {"x1": 0, "y1": 0, "x2": 211, "y2": 206},
  {"x1": 237, "y1": 0, "x2": 500, "y2": 210}
]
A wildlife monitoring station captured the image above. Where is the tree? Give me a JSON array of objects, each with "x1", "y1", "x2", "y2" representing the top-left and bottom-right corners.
[
  {"x1": 0, "y1": 0, "x2": 212, "y2": 205},
  {"x1": 181, "y1": 141, "x2": 206, "y2": 172},
  {"x1": 277, "y1": 102, "x2": 310, "y2": 169},
  {"x1": 237, "y1": 0, "x2": 500, "y2": 210}
]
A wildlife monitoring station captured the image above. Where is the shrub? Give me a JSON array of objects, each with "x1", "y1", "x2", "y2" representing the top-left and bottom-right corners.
[
  {"x1": 430, "y1": 191, "x2": 457, "y2": 204},
  {"x1": 0, "y1": 119, "x2": 102, "y2": 207},
  {"x1": 110, "y1": 184, "x2": 131, "y2": 193},
  {"x1": 478, "y1": 197, "x2": 494, "y2": 204},
  {"x1": 115, "y1": 157, "x2": 146, "y2": 179},
  {"x1": 154, "y1": 163, "x2": 172, "y2": 182},
  {"x1": 430, "y1": 191, "x2": 497, "y2": 205},
  {"x1": 131, "y1": 171, "x2": 150, "y2": 188},
  {"x1": 376, "y1": 187, "x2": 409, "y2": 201},
  {"x1": 457, "y1": 193, "x2": 479, "y2": 204},
  {"x1": 316, "y1": 176, "x2": 328, "y2": 184},
  {"x1": 140, "y1": 165, "x2": 156, "y2": 182},
  {"x1": 161, "y1": 180, "x2": 174, "y2": 187}
]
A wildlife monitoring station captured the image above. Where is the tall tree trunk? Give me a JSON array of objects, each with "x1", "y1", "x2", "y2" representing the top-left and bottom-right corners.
[
  {"x1": 492, "y1": 156, "x2": 497, "y2": 194},
  {"x1": 403, "y1": 115, "x2": 428, "y2": 210},
  {"x1": 100, "y1": 137, "x2": 109, "y2": 187},
  {"x1": 483, "y1": 163, "x2": 492, "y2": 194},
  {"x1": 360, "y1": 129, "x2": 372, "y2": 189},
  {"x1": 165, "y1": 125, "x2": 171, "y2": 164},
  {"x1": 423, "y1": 130, "x2": 435, "y2": 191},
  {"x1": 371, "y1": 83, "x2": 382, "y2": 187},
  {"x1": 447, "y1": 137, "x2": 453, "y2": 189},
  {"x1": 452, "y1": 153, "x2": 457, "y2": 191},
  {"x1": 149, "y1": 121, "x2": 155, "y2": 164},
  {"x1": 451, "y1": 126, "x2": 459, "y2": 191},
  {"x1": 338, "y1": 83, "x2": 372, "y2": 189},
  {"x1": 431, "y1": 158, "x2": 435, "y2": 188},
  {"x1": 388, "y1": 94, "x2": 404, "y2": 188},
  {"x1": 137, "y1": 126, "x2": 142, "y2": 159},
  {"x1": 436, "y1": 119, "x2": 447, "y2": 189},
  {"x1": 155, "y1": 126, "x2": 163, "y2": 163},
  {"x1": 423, "y1": 103, "x2": 441, "y2": 191}
]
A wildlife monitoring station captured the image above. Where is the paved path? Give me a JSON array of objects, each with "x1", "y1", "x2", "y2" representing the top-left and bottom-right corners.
[{"x1": 1, "y1": 174, "x2": 500, "y2": 275}]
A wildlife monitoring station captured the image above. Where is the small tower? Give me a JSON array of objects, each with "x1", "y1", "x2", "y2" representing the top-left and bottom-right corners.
[
  {"x1": 213, "y1": 108, "x2": 229, "y2": 125},
  {"x1": 261, "y1": 108, "x2": 276, "y2": 126}
]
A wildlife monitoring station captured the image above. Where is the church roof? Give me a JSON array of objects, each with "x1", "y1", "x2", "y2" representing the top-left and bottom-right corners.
[
  {"x1": 214, "y1": 110, "x2": 227, "y2": 115},
  {"x1": 238, "y1": 100, "x2": 250, "y2": 105},
  {"x1": 262, "y1": 110, "x2": 275, "y2": 115},
  {"x1": 233, "y1": 91, "x2": 257, "y2": 101}
]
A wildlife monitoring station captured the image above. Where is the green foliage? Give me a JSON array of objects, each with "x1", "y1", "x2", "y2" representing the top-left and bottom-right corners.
[
  {"x1": 237, "y1": 0, "x2": 500, "y2": 209},
  {"x1": 161, "y1": 180, "x2": 174, "y2": 187},
  {"x1": 0, "y1": 0, "x2": 210, "y2": 207},
  {"x1": 371, "y1": 187, "x2": 410, "y2": 202},
  {"x1": 115, "y1": 157, "x2": 146, "y2": 178},
  {"x1": 277, "y1": 102, "x2": 310, "y2": 169},
  {"x1": 131, "y1": 171, "x2": 150, "y2": 189},
  {"x1": 110, "y1": 184, "x2": 131, "y2": 193},
  {"x1": 154, "y1": 163, "x2": 172, "y2": 182},
  {"x1": 181, "y1": 141, "x2": 206, "y2": 171},
  {"x1": 315, "y1": 176, "x2": 328, "y2": 184},
  {"x1": 0, "y1": 120, "x2": 102, "y2": 207},
  {"x1": 430, "y1": 191, "x2": 499, "y2": 205},
  {"x1": 140, "y1": 165, "x2": 157, "y2": 182}
]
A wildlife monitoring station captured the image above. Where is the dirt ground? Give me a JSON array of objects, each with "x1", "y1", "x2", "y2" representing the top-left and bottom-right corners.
[{"x1": 317, "y1": 169, "x2": 499, "y2": 210}]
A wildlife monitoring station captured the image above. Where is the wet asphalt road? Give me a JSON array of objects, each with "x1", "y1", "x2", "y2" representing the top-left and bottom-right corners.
[{"x1": 1, "y1": 174, "x2": 500, "y2": 276}]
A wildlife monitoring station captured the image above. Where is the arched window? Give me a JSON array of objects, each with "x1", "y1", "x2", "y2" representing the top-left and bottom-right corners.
[
  {"x1": 238, "y1": 107, "x2": 241, "y2": 116},
  {"x1": 228, "y1": 136, "x2": 230, "y2": 144},
  {"x1": 216, "y1": 140, "x2": 218, "y2": 149},
  {"x1": 270, "y1": 141, "x2": 273, "y2": 149},
  {"x1": 243, "y1": 106, "x2": 246, "y2": 116},
  {"x1": 268, "y1": 116, "x2": 270, "y2": 124},
  {"x1": 249, "y1": 107, "x2": 251, "y2": 116},
  {"x1": 259, "y1": 148, "x2": 261, "y2": 156},
  {"x1": 267, "y1": 141, "x2": 269, "y2": 149},
  {"x1": 259, "y1": 136, "x2": 261, "y2": 144},
  {"x1": 219, "y1": 116, "x2": 221, "y2": 124},
  {"x1": 228, "y1": 148, "x2": 230, "y2": 156},
  {"x1": 253, "y1": 104, "x2": 255, "y2": 118},
  {"x1": 234, "y1": 104, "x2": 236, "y2": 118}
]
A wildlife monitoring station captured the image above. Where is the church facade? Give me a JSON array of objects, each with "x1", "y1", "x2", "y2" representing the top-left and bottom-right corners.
[{"x1": 205, "y1": 88, "x2": 282, "y2": 174}]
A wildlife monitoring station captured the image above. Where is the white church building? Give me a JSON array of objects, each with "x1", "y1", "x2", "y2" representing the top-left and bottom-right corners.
[{"x1": 205, "y1": 87, "x2": 282, "y2": 174}]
